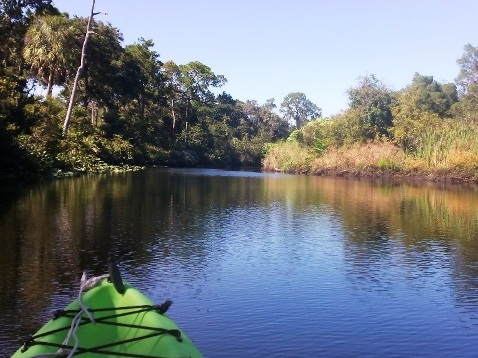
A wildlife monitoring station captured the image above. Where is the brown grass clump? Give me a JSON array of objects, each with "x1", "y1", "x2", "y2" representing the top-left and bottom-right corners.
[
  {"x1": 262, "y1": 129, "x2": 478, "y2": 182},
  {"x1": 310, "y1": 141, "x2": 405, "y2": 175},
  {"x1": 436, "y1": 149, "x2": 478, "y2": 181}
]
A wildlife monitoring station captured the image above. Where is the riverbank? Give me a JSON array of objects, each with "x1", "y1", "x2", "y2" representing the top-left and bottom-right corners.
[
  {"x1": 0, "y1": 164, "x2": 146, "y2": 184},
  {"x1": 309, "y1": 168, "x2": 476, "y2": 186},
  {"x1": 2, "y1": 141, "x2": 476, "y2": 185},
  {"x1": 262, "y1": 141, "x2": 478, "y2": 185}
]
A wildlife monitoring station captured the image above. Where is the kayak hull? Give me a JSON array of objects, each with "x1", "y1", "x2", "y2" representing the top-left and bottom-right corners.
[{"x1": 12, "y1": 279, "x2": 203, "y2": 357}]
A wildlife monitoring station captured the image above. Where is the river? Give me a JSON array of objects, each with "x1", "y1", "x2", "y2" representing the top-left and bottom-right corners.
[{"x1": 1, "y1": 168, "x2": 478, "y2": 357}]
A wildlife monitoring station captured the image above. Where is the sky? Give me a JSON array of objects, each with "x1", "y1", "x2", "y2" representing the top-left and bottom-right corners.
[{"x1": 52, "y1": 0, "x2": 478, "y2": 117}]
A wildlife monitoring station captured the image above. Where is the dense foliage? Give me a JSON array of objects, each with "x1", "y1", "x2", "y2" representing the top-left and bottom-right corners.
[
  {"x1": 0, "y1": 2, "x2": 292, "y2": 179},
  {"x1": 2, "y1": 2, "x2": 478, "y2": 181}
]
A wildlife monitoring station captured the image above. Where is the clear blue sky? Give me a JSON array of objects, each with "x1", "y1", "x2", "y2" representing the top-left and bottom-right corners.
[{"x1": 53, "y1": 0, "x2": 478, "y2": 117}]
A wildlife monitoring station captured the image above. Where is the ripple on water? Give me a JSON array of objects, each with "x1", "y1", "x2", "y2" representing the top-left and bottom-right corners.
[{"x1": 3, "y1": 170, "x2": 478, "y2": 357}]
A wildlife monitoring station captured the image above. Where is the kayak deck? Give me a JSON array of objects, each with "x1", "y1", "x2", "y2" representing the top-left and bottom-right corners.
[{"x1": 13, "y1": 278, "x2": 203, "y2": 357}]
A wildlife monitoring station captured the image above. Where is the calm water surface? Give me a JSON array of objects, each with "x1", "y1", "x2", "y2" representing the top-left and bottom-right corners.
[{"x1": 1, "y1": 168, "x2": 478, "y2": 357}]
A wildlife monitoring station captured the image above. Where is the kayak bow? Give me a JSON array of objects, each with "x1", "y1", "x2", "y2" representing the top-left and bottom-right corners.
[{"x1": 12, "y1": 276, "x2": 203, "y2": 358}]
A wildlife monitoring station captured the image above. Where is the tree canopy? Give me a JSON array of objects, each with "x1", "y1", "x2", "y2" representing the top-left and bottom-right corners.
[
  {"x1": 2, "y1": 1, "x2": 478, "y2": 180},
  {"x1": 456, "y1": 43, "x2": 478, "y2": 96},
  {"x1": 280, "y1": 92, "x2": 321, "y2": 129},
  {"x1": 347, "y1": 74, "x2": 393, "y2": 139},
  {"x1": 23, "y1": 14, "x2": 75, "y2": 95}
]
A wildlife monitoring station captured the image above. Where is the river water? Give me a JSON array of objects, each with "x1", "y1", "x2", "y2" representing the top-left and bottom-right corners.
[{"x1": 1, "y1": 168, "x2": 478, "y2": 357}]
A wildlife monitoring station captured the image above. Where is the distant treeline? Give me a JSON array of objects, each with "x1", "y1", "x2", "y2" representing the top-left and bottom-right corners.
[
  {"x1": 2, "y1": 1, "x2": 478, "y2": 181},
  {"x1": 264, "y1": 66, "x2": 478, "y2": 181}
]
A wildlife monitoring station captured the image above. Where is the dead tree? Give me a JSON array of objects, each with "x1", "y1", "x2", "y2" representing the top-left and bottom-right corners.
[{"x1": 62, "y1": 0, "x2": 96, "y2": 137}]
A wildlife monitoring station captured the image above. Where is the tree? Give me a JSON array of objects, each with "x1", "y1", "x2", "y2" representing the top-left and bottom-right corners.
[
  {"x1": 214, "y1": 92, "x2": 241, "y2": 129},
  {"x1": 405, "y1": 73, "x2": 457, "y2": 117},
  {"x1": 451, "y1": 84, "x2": 478, "y2": 122},
  {"x1": 62, "y1": 0, "x2": 97, "y2": 136},
  {"x1": 280, "y1": 92, "x2": 321, "y2": 129},
  {"x1": 0, "y1": 0, "x2": 58, "y2": 121},
  {"x1": 391, "y1": 83, "x2": 442, "y2": 151},
  {"x1": 347, "y1": 74, "x2": 393, "y2": 138},
  {"x1": 162, "y1": 60, "x2": 186, "y2": 131},
  {"x1": 327, "y1": 109, "x2": 367, "y2": 146},
  {"x1": 454, "y1": 44, "x2": 478, "y2": 121},
  {"x1": 63, "y1": 12, "x2": 124, "y2": 135},
  {"x1": 178, "y1": 61, "x2": 227, "y2": 104},
  {"x1": 162, "y1": 60, "x2": 226, "y2": 130},
  {"x1": 0, "y1": 0, "x2": 57, "y2": 72},
  {"x1": 456, "y1": 43, "x2": 478, "y2": 96},
  {"x1": 118, "y1": 39, "x2": 164, "y2": 119},
  {"x1": 113, "y1": 39, "x2": 166, "y2": 145},
  {"x1": 389, "y1": 73, "x2": 459, "y2": 138},
  {"x1": 239, "y1": 99, "x2": 289, "y2": 141},
  {"x1": 0, "y1": 0, "x2": 55, "y2": 21},
  {"x1": 262, "y1": 99, "x2": 289, "y2": 141},
  {"x1": 69, "y1": 17, "x2": 124, "y2": 110},
  {"x1": 23, "y1": 14, "x2": 76, "y2": 96}
]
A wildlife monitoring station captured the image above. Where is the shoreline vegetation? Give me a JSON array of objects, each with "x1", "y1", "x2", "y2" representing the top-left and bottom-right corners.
[
  {"x1": 2, "y1": 3, "x2": 478, "y2": 185},
  {"x1": 263, "y1": 140, "x2": 478, "y2": 184}
]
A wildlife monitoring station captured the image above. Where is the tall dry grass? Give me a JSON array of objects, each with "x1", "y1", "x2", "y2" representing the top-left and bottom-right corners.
[
  {"x1": 310, "y1": 141, "x2": 405, "y2": 175},
  {"x1": 262, "y1": 119, "x2": 478, "y2": 181}
]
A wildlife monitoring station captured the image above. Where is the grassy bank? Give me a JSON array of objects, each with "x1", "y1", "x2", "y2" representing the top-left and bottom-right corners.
[{"x1": 263, "y1": 126, "x2": 478, "y2": 183}]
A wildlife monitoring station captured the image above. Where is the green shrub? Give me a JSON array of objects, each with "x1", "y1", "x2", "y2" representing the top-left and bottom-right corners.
[{"x1": 376, "y1": 158, "x2": 399, "y2": 171}]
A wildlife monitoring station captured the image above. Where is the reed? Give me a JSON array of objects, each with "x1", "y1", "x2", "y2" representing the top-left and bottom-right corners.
[{"x1": 412, "y1": 120, "x2": 478, "y2": 178}]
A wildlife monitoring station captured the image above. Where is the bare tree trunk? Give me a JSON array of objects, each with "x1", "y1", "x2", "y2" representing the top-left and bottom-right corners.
[
  {"x1": 171, "y1": 99, "x2": 176, "y2": 129},
  {"x1": 46, "y1": 72, "x2": 53, "y2": 97},
  {"x1": 91, "y1": 101, "x2": 98, "y2": 126},
  {"x1": 62, "y1": 0, "x2": 96, "y2": 137},
  {"x1": 185, "y1": 121, "x2": 188, "y2": 143}
]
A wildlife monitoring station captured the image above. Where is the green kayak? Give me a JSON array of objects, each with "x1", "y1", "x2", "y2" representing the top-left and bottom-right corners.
[{"x1": 12, "y1": 273, "x2": 203, "y2": 357}]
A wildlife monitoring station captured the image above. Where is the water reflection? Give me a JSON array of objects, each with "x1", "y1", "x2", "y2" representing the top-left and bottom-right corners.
[
  {"x1": 325, "y1": 178, "x2": 478, "y2": 322},
  {"x1": 2, "y1": 169, "x2": 478, "y2": 356}
]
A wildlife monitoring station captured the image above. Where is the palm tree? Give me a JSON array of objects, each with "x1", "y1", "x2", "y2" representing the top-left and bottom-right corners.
[{"x1": 23, "y1": 14, "x2": 77, "y2": 96}]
